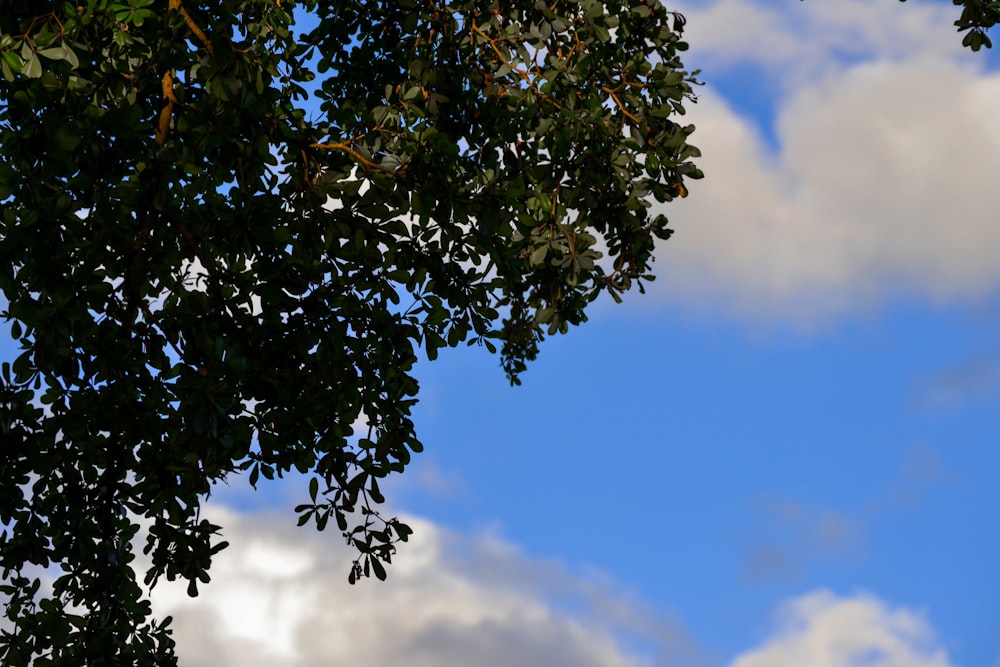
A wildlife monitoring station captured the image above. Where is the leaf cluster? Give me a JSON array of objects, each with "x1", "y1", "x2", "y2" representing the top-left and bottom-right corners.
[
  {"x1": 944, "y1": 0, "x2": 1000, "y2": 50},
  {"x1": 0, "y1": 0, "x2": 700, "y2": 662}
]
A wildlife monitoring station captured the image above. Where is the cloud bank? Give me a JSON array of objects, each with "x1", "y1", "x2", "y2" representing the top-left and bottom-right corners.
[
  {"x1": 147, "y1": 506, "x2": 694, "y2": 667},
  {"x1": 645, "y1": 0, "x2": 1000, "y2": 321},
  {"x1": 143, "y1": 506, "x2": 962, "y2": 667}
]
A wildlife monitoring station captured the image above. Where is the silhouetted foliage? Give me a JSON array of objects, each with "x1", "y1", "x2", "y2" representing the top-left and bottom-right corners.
[{"x1": 0, "y1": 0, "x2": 700, "y2": 662}]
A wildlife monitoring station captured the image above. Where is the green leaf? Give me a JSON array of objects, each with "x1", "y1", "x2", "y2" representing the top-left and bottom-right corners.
[
  {"x1": 62, "y1": 45, "x2": 80, "y2": 69},
  {"x1": 370, "y1": 556, "x2": 386, "y2": 581},
  {"x1": 368, "y1": 477, "x2": 384, "y2": 504},
  {"x1": 529, "y1": 244, "x2": 548, "y2": 266},
  {"x1": 592, "y1": 25, "x2": 611, "y2": 43},
  {"x1": 22, "y1": 56, "x2": 42, "y2": 79},
  {"x1": 37, "y1": 47, "x2": 66, "y2": 61},
  {"x1": 1, "y1": 51, "x2": 23, "y2": 75}
]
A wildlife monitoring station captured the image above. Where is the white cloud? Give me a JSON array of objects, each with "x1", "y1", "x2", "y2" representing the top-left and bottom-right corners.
[
  {"x1": 143, "y1": 511, "x2": 961, "y2": 667},
  {"x1": 730, "y1": 590, "x2": 957, "y2": 667},
  {"x1": 643, "y1": 1, "x2": 1000, "y2": 322},
  {"x1": 146, "y1": 505, "x2": 696, "y2": 667}
]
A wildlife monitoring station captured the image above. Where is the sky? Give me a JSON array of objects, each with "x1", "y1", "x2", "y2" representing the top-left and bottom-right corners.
[{"x1": 6, "y1": 1, "x2": 999, "y2": 665}]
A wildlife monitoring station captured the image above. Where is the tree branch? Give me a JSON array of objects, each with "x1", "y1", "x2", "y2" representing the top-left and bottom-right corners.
[
  {"x1": 168, "y1": 0, "x2": 215, "y2": 55},
  {"x1": 155, "y1": 70, "x2": 179, "y2": 146},
  {"x1": 602, "y1": 86, "x2": 640, "y2": 125},
  {"x1": 308, "y1": 142, "x2": 405, "y2": 175}
]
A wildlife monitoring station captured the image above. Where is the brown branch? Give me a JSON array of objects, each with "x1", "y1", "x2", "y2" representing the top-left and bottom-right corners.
[
  {"x1": 168, "y1": 0, "x2": 215, "y2": 55},
  {"x1": 308, "y1": 142, "x2": 405, "y2": 175},
  {"x1": 470, "y1": 23, "x2": 561, "y2": 110},
  {"x1": 602, "y1": 86, "x2": 640, "y2": 124},
  {"x1": 299, "y1": 150, "x2": 315, "y2": 184},
  {"x1": 155, "y1": 70, "x2": 178, "y2": 145},
  {"x1": 122, "y1": 214, "x2": 157, "y2": 324},
  {"x1": 470, "y1": 23, "x2": 534, "y2": 85}
]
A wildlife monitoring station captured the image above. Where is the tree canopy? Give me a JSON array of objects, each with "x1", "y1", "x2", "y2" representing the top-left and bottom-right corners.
[
  {"x1": 0, "y1": 0, "x2": 700, "y2": 663},
  {"x1": 1, "y1": 0, "x2": 993, "y2": 663}
]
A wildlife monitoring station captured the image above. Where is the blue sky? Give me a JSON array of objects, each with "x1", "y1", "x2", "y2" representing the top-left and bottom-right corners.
[
  {"x1": 6, "y1": 1, "x2": 998, "y2": 665},
  {"x1": 391, "y1": 2, "x2": 1000, "y2": 664}
]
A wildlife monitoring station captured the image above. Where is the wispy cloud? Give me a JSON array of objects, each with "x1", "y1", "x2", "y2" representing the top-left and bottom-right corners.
[
  {"x1": 742, "y1": 498, "x2": 863, "y2": 583},
  {"x1": 390, "y1": 457, "x2": 468, "y2": 500},
  {"x1": 917, "y1": 349, "x2": 1000, "y2": 410}
]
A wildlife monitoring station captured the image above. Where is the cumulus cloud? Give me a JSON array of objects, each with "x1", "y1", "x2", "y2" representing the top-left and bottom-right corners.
[
  {"x1": 729, "y1": 590, "x2": 957, "y2": 667},
  {"x1": 642, "y1": 0, "x2": 1000, "y2": 321},
  {"x1": 145, "y1": 512, "x2": 960, "y2": 667},
  {"x1": 146, "y1": 506, "x2": 698, "y2": 667}
]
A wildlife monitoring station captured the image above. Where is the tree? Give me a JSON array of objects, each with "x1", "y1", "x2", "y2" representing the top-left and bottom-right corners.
[{"x1": 0, "y1": 0, "x2": 700, "y2": 663}]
